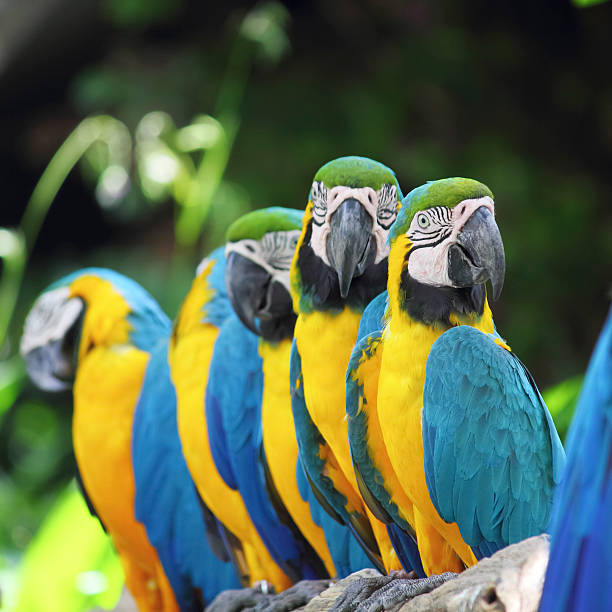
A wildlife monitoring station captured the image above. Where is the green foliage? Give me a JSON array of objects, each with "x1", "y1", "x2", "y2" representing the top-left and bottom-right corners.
[
  {"x1": 0, "y1": 6, "x2": 292, "y2": 610},
  {"x1": 0, "y1": 357, "x2": 25, "y2": 419},
  {"x1": 103, "y1": 0, "x2": 182, "y2": 27},
  {"x1": 573, "y1": 0, "x2": 609, "y2": 7},
  {"x1": 543, "y1": 375, "x2": 584, "y2": 443},
  {"x1": 8, "y1": 483, "x2": 123, "y2": 612}
]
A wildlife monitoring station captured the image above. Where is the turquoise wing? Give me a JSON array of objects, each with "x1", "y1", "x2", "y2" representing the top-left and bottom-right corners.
[
  {"x1": 422, "y1": 326, "x2": 565, "y2": 558},
  {"x1": 132, "y1": 339, "x2": 240, "y2": 609},
  {"x1": 541, "y1": 306, "x2": 612, "y2": 612},
  {"x1": 290, "y1": 338, "x2": 383, "y2": 573},
  {"x1": 346, "y1": 291, "x2": 424, "y2": 576},
  {"x1": 207, "y1": 314, "x2": 327, "y2": 582}
]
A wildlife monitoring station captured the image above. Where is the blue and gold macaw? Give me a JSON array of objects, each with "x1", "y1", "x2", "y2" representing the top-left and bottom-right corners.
[
  {"x1": 288, "y1": 156, "x2": 405, "y2": 573},
  {"x1": 131, "y1": 335, "x2": 240, "y2": 610},
  {"x1": 20, "y1": 269, "x2": 180, "y2": 611},
  {"x1": 169, "y1": 248, "x2": 292, "y2": 592},
  {"x1": 215, "y1": 206, "x2": 374, "y2": 580},
  {"x1": 540, "y1": 304, "x2": 612, "y2": 612},
  {"x1": 207, "y1": 208, "x2": 328, "y2": 584},
  {"x1": 347, "y1": 178, "x2": 565, "y2": 577}
]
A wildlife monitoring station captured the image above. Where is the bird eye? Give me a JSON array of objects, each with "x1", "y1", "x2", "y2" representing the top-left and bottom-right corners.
[
  {"x1": 417, "y1": 214, "x2": 430, "y2": 229},
  {"x1": 245, "y1": 244, "x2": 256, "y2": 253}
]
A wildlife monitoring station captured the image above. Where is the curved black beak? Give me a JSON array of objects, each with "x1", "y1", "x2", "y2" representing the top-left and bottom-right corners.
[
  {"x1": 225, "y1": 251, "x2": 295, "y2": 341},
  {"x1": 447, "y1": 206, "x2": 506, "y2": 300},
  {"x1": 326, "y1": 198, "x2": 375, "y2": 298}
]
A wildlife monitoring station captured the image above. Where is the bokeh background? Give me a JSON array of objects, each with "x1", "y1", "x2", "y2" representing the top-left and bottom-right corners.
[{"x1": 1, "y1": 0, "x2": 611, "y2": 609}]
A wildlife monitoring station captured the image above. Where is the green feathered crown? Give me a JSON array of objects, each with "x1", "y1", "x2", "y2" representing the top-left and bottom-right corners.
[
  {"x1": 389, "y1": 177, "x2": 493, "y2": 242},
  {"x1": 226, "y1": 206, "x2": 304, "y2": 242},
  {"x1": 313, "y1": 156, "x2": 402, "y2": 195}
]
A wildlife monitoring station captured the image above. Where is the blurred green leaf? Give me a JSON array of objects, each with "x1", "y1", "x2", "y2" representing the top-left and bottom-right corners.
[
  {"x1": 572, "y1": 0, "x2": 609, "y2": 6},
  {"x1": 543, "y1": 375, "x2": 583, "y2": 443},
  {"x1": 12, "y1": 483, "x2": 123, "y2": 612},
  {"x1": 0, "y1": 356, "x2": 25, "y2": 419},
  {"x1": 0, "y1": 228, "x2": 26, "y2": 354},
  {"x1": 241, "y1": 2, "x2": 291, "y2": 65},
  {"x1": 103, "y1": 0, "x2": 182, "y2": 26}
]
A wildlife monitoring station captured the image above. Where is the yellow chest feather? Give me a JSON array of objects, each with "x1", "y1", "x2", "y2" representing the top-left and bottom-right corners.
[
  {"x1": 295, "y1": 308, "x2": 362, "y2": 482},
  {"x1": 260, "y1": 339, "x2": 335, "y2": 576},
  {"x1": 73, "y1": 345, "x2": 156, "y2": 565}
]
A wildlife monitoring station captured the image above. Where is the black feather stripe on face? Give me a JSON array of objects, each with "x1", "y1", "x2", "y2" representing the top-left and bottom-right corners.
[
  {"x1": 296, "y1": 220, "x2": 388, "y2": 313},
  {"x1": 400, "y1": 261, "x2": 486, "y2": 327}
]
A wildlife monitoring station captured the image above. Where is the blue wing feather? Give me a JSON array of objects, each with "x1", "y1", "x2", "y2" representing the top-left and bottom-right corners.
[
  {"x1": 205, "y1": 368, "x2": 239, "y2": 491},
  {"x1": 290, "y1": 338, "x2": 376, "y2": 577},
  {"x1": 207, "y1": 314, "x2": 327, "y2": 582},
  {"x1": 423, "y1": 326, "x2": 565, "y2": 560},
  {"x1": 346, "y1": 323, "x2": 424, "y2": 577},
  {"x1": 199, "y1": 246, "x2": 233, "y2": 328},
  {"x1": 356, "y1": 291, "x2": 388, "y2": 339},
  {"x1": 132, "y1": 338, "x2": 239, "y2": 610},
  {"x1": 541, "y1": 306, "x2": 612, "y2": 612}
]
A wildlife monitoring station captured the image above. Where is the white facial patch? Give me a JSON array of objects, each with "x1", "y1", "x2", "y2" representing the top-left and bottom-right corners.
[
  {"x1": 309, "y1": 182, "x2": 399, "y2": 266},
  {"x1": 20, "y1": 287, "x2": 84, "y2": 355},
  {"x1": 225, "y1": 230, "x2": 301, "y2": 292},
  {"x1": 196, "y1": 255, "x2": 213, "y2": 277},
  {"x1": 405, "y1": 196, "x2": 495, "y2": 288}
]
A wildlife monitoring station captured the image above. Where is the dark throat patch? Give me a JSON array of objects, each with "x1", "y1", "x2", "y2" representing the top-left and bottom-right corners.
[
  {"x1": 296, "y1": 220, "x2": 388, "y2": 312},
  {"x1": 399, "y1": 260, "x2": 486, "y2": 327}
]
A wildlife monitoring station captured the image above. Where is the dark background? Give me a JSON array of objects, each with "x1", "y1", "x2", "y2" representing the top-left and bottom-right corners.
[{"x1": 1, "y1": 0, "x2": 611, "y2": 567}]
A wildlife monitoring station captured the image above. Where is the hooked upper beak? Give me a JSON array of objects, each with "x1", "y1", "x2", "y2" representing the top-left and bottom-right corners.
[
  {"x1": 326, "y1": 198, "x2": 376, "y2": 298},
  {"x1": 225, "y1": 251, "x2": 295, "y2": 339},
  {"x1": 447, "y1": 206, "x2": 506, "y2": 300}
]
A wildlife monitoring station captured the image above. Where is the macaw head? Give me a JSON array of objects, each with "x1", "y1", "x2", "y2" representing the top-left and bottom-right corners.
[
  {"x1": 20, "y1": 269, "x2": 169, "y2": 391},
  {"x1": 290, "y1": 156, "x2": 402, "y2": 313},
  {"x1": 225, "y1": 206, "x2": 304, "y2": 343},
  {"x1": 388, "y1": 177, "x2": 505, "y2": 323}
]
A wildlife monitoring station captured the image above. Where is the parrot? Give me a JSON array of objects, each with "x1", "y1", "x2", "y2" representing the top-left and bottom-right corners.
[
  {"x1": 20, "y1": 268, "x2": 219, "y2": 611},
  {"x1": 346, "y1": 177, "x2": 565, "y2": 584},
  {"x1": 216, "y1": 206, "x2": 375, "y2": 580},
  {"x1": 288, "y1": 155, "x2": 411, "y2": 573},
  {"x1": 131, "y1": 334, "x2": 240, "y2": 610},
  {"x1": 169, "y1": 247, "x2": 292, "y2": 593},
  {"x1": 540, "y1": 303, "x2": 612, "y2": 612}
]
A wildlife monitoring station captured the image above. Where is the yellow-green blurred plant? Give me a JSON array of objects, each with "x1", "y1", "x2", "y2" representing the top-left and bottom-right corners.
[
  {"x1": 6, "y1": 483, "x2": 123, "y2": 612},
  {"x1": 543, "y1": 374, "x2": 584, "y2": 443},
  {"x1": 0, "y1": 3, "x2": 289, "y2": 610},
  {"x1": 0, "y1": 0, "x2": 289, "y2": 363},
  {"x1": 572, "y1": 0, "x2": 609, "y2": 6}
]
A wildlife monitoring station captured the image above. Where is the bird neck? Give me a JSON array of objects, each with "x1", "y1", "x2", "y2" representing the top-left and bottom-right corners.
[
  {"x1": 291, "y1": 217, "x2": 388, "y2": 315},
  {"x1": 171, "y1": 258, "x2": 220, "y2": 348},
  {"x1": 69, "y1": 275, "x2": 132, "y2": 361},
  {"x1": 387, "y1": 236, "x2": 493, "y2": 331}
]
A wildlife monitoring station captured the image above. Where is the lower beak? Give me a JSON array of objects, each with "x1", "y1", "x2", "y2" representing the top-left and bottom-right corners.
[
  {"x1": 447, "y1": 207, "x2": 506, "y2": 300},
  {"x1": 326, "y1": 198, "x2": 375, "y2": 298},
  {"x1": 225, "y1": 252, "x2": 295, "y2": 339}
]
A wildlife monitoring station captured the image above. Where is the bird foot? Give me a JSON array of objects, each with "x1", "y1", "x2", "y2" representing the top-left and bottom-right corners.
[
  {"x1": 252, "y1": 579, "x2": 332, "y2": 611},
  {"x1": 329, "y1": 571, "x2": 457, "y2": 612},
  {"x1": 205, "y1": 583, "x2": 276, "y2": 612}
]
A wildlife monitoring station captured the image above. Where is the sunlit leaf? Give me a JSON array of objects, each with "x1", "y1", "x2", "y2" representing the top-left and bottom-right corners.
[
  {"x1": 241, "y1": 2, "x2": 291, "y2": 64},
  {"x1": 175, "y1": 115, "x2": 223, "y2": 152},
  {"x1": 543, "y1": 375, "x2": 583, "y2": 443},
  {"x1": 12, "y1": 483, "x2": 123, "y2": 612}
]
